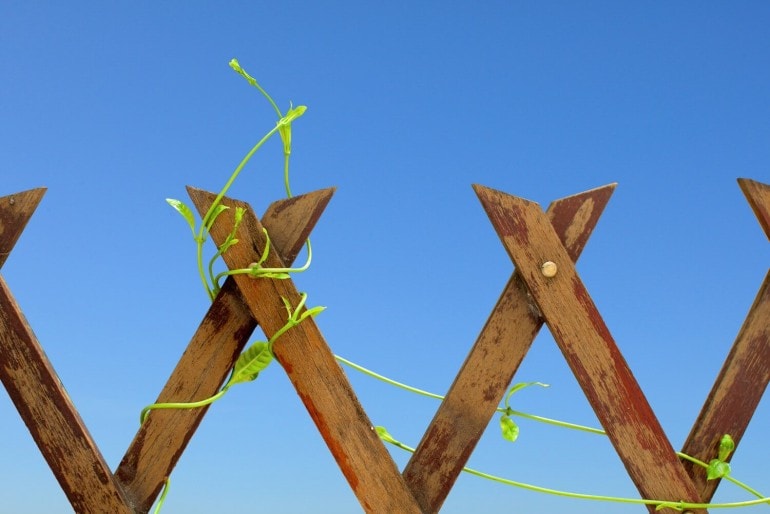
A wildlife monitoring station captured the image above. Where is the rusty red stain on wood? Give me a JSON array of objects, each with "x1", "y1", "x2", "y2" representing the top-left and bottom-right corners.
[{"x1": 402, "y1": 183, "x2": 615, "y2": 513}]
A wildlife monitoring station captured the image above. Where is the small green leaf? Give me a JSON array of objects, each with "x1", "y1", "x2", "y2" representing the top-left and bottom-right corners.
[
  {"x1": 166, "y1": 199, "x2": 197, "y2": 237},
  {"x1": 500, "y1": 415, "x2": 520, "y2": 443},
  {"x1": 375, "y1": 426, "x2": 397, "y2": 444},
  {"x1": 717, "y1": 434, "x2": 735, "y2": 462},
  {"x1": 278, "y1": 105, "x2": 307, "y2": 126},
  {"x1": 229, "y1": 58, "x2": 258, "y2": 87},
  {"x1": 299, "y1": 305, "x2": 326, "y2": 322},
  {"x1": 205, "y1": 204, "x2": 230, "y2": 231},
  {"x1": 504, "y1": 381, "x2": 549, "y2": 408},
  {"x1": 706, "y1": 459, "x2": 731, "y2": 480},
  {"x1": 218, "y1": 237, "x2": 239, "y2": 254},
  {"x1": 280, "y1": 296, "x2": 293, "y2": 316},
  {"x1": 233, "y1": 206, "x2": 245, "y2": 224},
  {"x1": 229, "y1": 341, "x2": 273, "y2": 386}
]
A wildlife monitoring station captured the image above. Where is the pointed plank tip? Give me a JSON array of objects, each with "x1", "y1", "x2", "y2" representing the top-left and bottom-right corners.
[
  {"x1": 1, "y1": 187, "x2": 47, "y2": 207},
  {"x1": 736, "y1": 178, "x2": 770, "y2": 241},
  {"x1": 184, "y1": 185, "x2": 336, "y2": 265},
  {"x1": 0, "y1": 187, "x2": 49, "y2": 268},
  {"x1": 472, "y1": 183, "x2": 542, "y2": 211}
]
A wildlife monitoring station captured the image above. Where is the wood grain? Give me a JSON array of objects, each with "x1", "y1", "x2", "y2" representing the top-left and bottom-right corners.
[
  {"x1": 116, "y1": 188, "x2": 334, "y2": 512},
  {"x1": 188, "y1": 188, "x2": 423, "y2": 514},
  {"x1": 402, "y1": 183, "x2": 616, "y2": 513},
  {"x1": 475, "y1": 184, "x2": 705, "y2": 514},
  {"x1": 680, "y1": 178, "x2": 770, "y2": 500}
]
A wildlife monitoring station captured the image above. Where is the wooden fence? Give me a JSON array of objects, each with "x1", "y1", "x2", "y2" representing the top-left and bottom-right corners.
[{"x1": 1, "y1": 179, "x2": 769, "y2": 513}]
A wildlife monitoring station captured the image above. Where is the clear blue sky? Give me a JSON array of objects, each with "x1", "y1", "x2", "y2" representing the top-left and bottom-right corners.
[{"x1": 2, "y1": 2, "x2": 770, "y2": 513}]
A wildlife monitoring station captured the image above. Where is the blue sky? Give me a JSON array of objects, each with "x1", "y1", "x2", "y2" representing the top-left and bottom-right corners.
[{"x1": 2, "y1": 2, "x2": 770, "y2": 513}]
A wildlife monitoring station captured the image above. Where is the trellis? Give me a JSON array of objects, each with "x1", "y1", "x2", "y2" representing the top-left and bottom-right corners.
[{"x1": 1, "y1": 179, "x2": 768, "y2": 513}]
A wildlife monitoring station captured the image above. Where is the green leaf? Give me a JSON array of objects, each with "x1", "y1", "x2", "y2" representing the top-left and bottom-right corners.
[
  {"x1": 233, "y1": 206, "x2": 245, "y2": 225},
  {"x1": 500, "y1": 415, "x2": 520, "y2": 443},
  {"x1": 229, "y1": 58, "x2": 257, "y2": 87},
  {"x1": 299, "y1": 305, "x2": 326, "y2": 322},
  {"x1": 166, "y1": 199, "x2": 197, "y2": 237},
  {"x1": 280, "y1": 296, "x2": 293, "y2": 316},
  {"x1": 375, "y1": 426, "x2": 397, "y2": 444},
  {"x1": 706, "y1": 459, "x2": 731, "y2": 480},
  {"x1": 229, "y1": 341, "x2": 273, "y2": 386},
  {"x1": 204, "y1": 204, "x2": 230, "y2": 232},
  {"x1": 218, "y1": 237, "x2": 239, "y2": 254},
  {"x1": 278, "y1": 105, "x2": 307, "y2": 126},
  {"x1": 504, "y1": 381, "x2": 549, "y2": 408},
  {"x1": 717, "y1": 434, "x2": 735, "y2": 462}
]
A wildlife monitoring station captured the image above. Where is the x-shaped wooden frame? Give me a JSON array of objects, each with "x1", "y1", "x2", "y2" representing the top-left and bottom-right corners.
[
  {"x1": 423, "y1": 178, "x2": 768, "y2": 514},
  {"x1": 0, "y1": 185, "x2": 424, "y2": 513},
  {"x1": 1, "y1": 179, "x2": 769, "y2": 513}
]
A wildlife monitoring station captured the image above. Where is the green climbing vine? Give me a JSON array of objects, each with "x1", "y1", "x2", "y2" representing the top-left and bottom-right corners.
[
  {"x1": 147, "y1": 59, "x2": 769, "y2": 513},
  {"x1": 142, "y1": 59, "x2": 321, "y2": 513}
]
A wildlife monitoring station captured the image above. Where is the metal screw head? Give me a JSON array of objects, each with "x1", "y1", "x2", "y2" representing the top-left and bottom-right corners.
[{"x1": 541, "y1": 261, "x2": 558, "y2": 278}]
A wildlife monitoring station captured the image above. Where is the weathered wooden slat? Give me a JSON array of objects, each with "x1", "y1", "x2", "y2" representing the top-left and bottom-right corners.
[
  {"x1": 0, "y1": 195, "x2": 134, "y2": 513},
  {"x1": 681, "y1": 272, "x2": 770, "y2": 501},
  {"x1": 739, "y1": 178, "x2": 770, "y2": 240},
  {"x1": 475, "y1": 184, "x2": 705, "y2": 514},
  {"x1": 116, "y1": 188, "x2": 334, "y2": 512},
  {"x1": 403, "y1": 183, "x2": 616, "y2": 513},
  {"x1": 680, "y1": 178, "x2": 770, "y2": 500},
  {"x1": 0, "y1": 188, "x2": 46, "y2": 269},
  {"x1": 188, "y1": 188, "x2": 423, "y2": 514}
]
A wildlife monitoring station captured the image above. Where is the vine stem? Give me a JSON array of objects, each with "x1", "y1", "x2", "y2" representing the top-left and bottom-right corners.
[
  {"x1": 196, "y1": 123, "x2": 283, "y2": 299},
  {"x1": 677, "y1": 452, "x2": 767, "y2": 501},
  {"x1": 335, "y1": 355, "x2": 444, "y2": 401},
  {"x1": 220, "y1": 238, "x2": 313, "y2": 283},
  {"x1": 341, "y1": 356, "x2": 769, "y2": 508},
  {"x1": 140, "y1": 387, "x2": 229, "y2": 424},
  {"x1": 152, "y1": 478, "x2": 170, "y2": 514},
  {"x1": 378, "y1": 428, "x2": 770, "y2": 511},
  {"x1": 334, "y1": 355, "x2": 603, "y2": 432}
]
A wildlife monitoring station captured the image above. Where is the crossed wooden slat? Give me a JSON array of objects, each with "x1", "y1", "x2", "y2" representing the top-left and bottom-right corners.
[
  {"x1": 680, "y1": 179, "x2": 770, "y2": 502},
  {"x1": 403, "y1": 183, "x2": 619, "y2": 510},
  {"x1": 0, "y1": 185, "x2": 422, "y2": 513},
  {"x1": 1, "y1": 179, "x2": 769, "y2": 513},
  {"x1": 458, "y1": 179, "x2": 770, "y2": 514}
]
